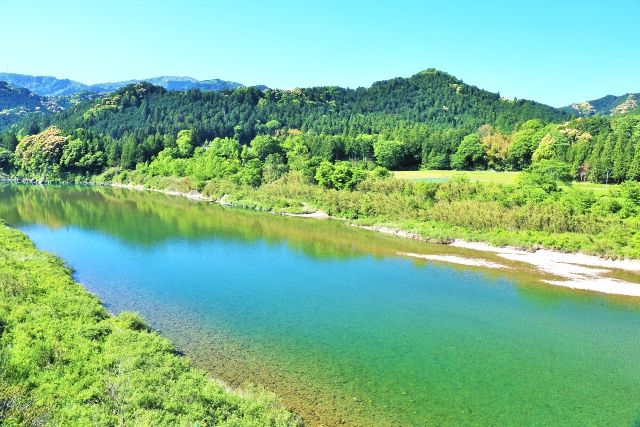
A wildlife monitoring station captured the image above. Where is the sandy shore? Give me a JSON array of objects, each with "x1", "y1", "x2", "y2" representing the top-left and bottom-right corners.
[
  {"x1": 450, "y1": 240, "x2": 640, "y2": 297},
  {"x1": 399, "y1": 252, "x2": 508, "y2": 269},
  {"x1": 281, "y1": 211, "x2": 330, "y2": 219},
  {"x1": 111, "y1": 183, "x2": 215, "y2": 202}
]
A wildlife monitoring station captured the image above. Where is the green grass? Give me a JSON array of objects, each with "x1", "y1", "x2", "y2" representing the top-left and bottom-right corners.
[
  {"x1": 393, "y1": 169, "x2": 521, "y2": 184},
  {"x1": 0, "y1": 221, "x2": 299, "y2": 426},
  {"x1": 395, "y1": 170, "x2": 619, "y2": 194},
  {"x1": 574, "y1": 181, "x2": 620, "y2": 193}
]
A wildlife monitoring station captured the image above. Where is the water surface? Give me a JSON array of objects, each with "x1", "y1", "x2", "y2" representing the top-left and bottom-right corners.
[{"x1": 1, "y1": 184, "x2": 639, "y2": 426}]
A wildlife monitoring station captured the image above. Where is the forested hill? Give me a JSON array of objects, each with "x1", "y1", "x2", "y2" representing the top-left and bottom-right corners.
[{"x1": 24, "y1": 69, "x2": 571, "y2": 143}]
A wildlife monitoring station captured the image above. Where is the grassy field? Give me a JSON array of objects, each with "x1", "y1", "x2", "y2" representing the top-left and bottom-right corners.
[
  {"x1": 573, "y1": 181, "x2": 620, "y2": 193},
  {"x1": 394, "y1": 170, "x2": 618, "y2": 193},
  {"x1": 393, "y1": 170, "x2": 521, "y2": 184}
]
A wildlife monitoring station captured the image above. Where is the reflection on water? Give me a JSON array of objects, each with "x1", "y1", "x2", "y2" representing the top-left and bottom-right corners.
[{"x1": 2, "y1": 184, "x2": 640, "y2": 426}]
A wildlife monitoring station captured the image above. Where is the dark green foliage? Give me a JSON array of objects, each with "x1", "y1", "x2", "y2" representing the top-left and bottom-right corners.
[{"x1": 0, "y1": 148, "x2": 14, "y2": 173}]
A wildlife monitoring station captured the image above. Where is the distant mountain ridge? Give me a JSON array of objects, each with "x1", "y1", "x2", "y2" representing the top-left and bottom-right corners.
[
  {"x1": 565, "y1": 93, "x2": 640, "y2": 116},
  {"x1": 0, "y1": 81, "x2": 98, "y2": 127},
  {"x1": 0, "y1": 73, "x2": 253, "y2": 96},
  {"x1": 89, "y1": 76, "x2": 246, "y2": 93}
]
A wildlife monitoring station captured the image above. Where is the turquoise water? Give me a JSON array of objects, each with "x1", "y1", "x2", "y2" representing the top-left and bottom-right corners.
[{"x1": 1, "y1": 184, "x2": 640, "y2": 426}]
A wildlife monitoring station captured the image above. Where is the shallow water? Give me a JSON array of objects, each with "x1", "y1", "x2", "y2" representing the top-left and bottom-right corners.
[{"x1": 1, "y1": 184, "x2": 640, "y2": 426}]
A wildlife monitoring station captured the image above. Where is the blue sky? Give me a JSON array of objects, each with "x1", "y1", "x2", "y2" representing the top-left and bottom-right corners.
[{"x1": 2, "y1": 0, "x2": 639, "y2": 106}]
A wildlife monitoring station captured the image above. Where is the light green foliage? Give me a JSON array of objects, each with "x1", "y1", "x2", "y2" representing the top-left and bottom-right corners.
[
  {"x1": 620, "y1": 181, "x2": 640, "y2": 205},
  {"x1": 314, "y1": 161, "x2": 370, "y2": 190},
  {"x1": 532, "y1": 133, "x2": 557, "y2": 163},
  {"x1": 314, "y1": 161, "x2": 334, "y2": 188},
  {"x1": 520, "y1": 160, "x2": 573, "y2": 193},
  {"x1": 0, "y1": 223, "x2": 299, "y2": 426},
  {"x1": 147, "y1": 137, "x2": 242, "y2": 182},
  {"x1": 250, "y1": 135, "x2": 283, "y2": 161},
  {"x1": 60, "y1": 138, "x2": 106, "y2": 173},
  {"x1": 175, "y1": 129, "x2": 195, "y2": 158},
  {"x1": 450, "y1": 133, "x2": 485, "y2": 170}
]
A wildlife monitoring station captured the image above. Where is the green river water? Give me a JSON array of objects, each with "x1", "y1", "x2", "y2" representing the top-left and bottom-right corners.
[{"x1": 1, "y1": 184, "x2": 639, "y2": 426}]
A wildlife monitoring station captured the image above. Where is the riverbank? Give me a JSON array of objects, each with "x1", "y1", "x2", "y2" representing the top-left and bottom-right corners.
[{"x1": 0, "y1": 221, "x2": 299, "y2": 426}]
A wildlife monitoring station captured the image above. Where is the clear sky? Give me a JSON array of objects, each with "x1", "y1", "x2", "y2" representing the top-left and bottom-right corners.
[{"x1": 2, "y1": 0, "x2": 638, "y2": 106}]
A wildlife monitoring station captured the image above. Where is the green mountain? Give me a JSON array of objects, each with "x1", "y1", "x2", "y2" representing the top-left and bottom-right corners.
[
  {"x1": 34, "y1": 69, "x2": 570, "y2": 141},
  {"x1": 566, "y1": 93, "x2": 640, "y2": 116},
  {"x1": 0, "y1": 72, "x2": 251, "y2": 96}
]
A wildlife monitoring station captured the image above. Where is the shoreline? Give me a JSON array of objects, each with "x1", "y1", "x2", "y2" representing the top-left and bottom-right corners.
[
  {"x1": 0, "y1": 221, "x2": 298, "y2": 425},
  {"x1": 7, "y1": 179, "x2": 640, "y2": 298}
]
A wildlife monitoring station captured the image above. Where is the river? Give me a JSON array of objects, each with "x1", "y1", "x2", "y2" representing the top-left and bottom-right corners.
[{"x1": 1, "y1": 184, "x2": 639, "y2": 426}]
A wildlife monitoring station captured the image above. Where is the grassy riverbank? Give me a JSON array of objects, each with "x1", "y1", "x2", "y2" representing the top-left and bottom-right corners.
[
  {"x1": 0, "y1": 222, "x2": 298, "y2": 426},
  {"x1": 99, "y1": 169, "x2": 640, "y2": 260}
]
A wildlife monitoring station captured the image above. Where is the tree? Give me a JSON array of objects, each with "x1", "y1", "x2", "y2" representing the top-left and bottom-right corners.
[
  {"x1": 249, "y1": 135, "x2": 282, "y2": 161},
  {"x1": 14, "y1": 126, "x2": 68, "y2": 179},
  {"x1": 532, "y1": 133, "x2": 557, "y2": 163},
  {"x1": 119, "y1": 135, "x2": 139, "y2": 169},
  {"x1": 175, "y1": 129, "x2": 196, "y2": 158},
  {"x1": 238, "y1": 158, "x2": 263, "y2": 187},
  {"x1": 263, "y1": 153, "x2": 288, "y2": 183},
  {"x1": 480, "y1": 126, "x2": 510, "y2": 170},
  {"x1": 60, "y1": 138, "x2": 105, "y2": 174},
  {"x1": 506, "y1": 120, "x2": 545, "y2": 170},
  {"x1": 373, "y1": 139, "x2": 404, "y2": 169},
  {"x1": 315, "y1": 161, "x2": 334, "y2": 187},
  {"x1": 520, "y1": 159, "x2": 573, "y2": 193},
  {"x1": 450, "y1": 133, "x2": 485, "y2": 170},
  {"x1": 1, "y1": 133, "x2": 18, "y2": 151}
]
